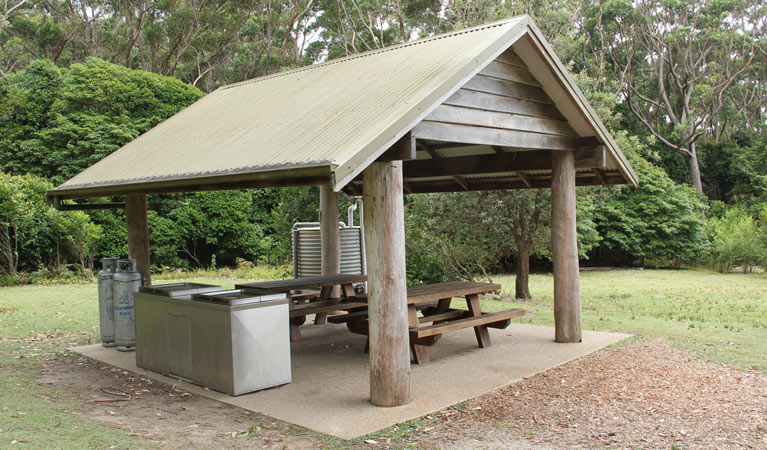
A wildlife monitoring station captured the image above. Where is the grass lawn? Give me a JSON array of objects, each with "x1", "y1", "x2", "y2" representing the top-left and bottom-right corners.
[
  {"x1": 0, "y1": 268, "x2": 765, "y2": 448},
  {"x1": 486, "y1": 268, "x2": 767, "y2": 372}
]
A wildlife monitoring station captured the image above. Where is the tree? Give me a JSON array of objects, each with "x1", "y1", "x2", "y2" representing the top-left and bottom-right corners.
[
  {"x1": 480, "y1": 190, "x2": 549, "y2": 299},
  {"x1": 406, "y1": 189, "x2": 600, "y2": 298},
  {"x1": 165, "y1": 190, "x2": 266, "y2": 268},
  {"x1": 0, "y1": 58, "x2": 203, "y2": 183},
  {"x1": 0, "y1": 0, "x2": 324, "y2": 89},
  {"x1": 586, "y1": 0, "x2": 766, "y2": 193},
  {"x1": 0, "y1": 172, "x2": 101, "y2": 277},
  {"x1": 405, "y1": 192, "x2": 508, "y2": 285}
]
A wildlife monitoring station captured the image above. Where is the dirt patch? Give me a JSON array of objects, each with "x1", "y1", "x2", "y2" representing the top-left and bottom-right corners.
[
  {"x1": 409, "y1": 340, "x2": 767, "y2": 450},
  {"x1": 35, "y1": 341, "x2": 767, "y2": 449},
  {"x1": 36, "y1": 356, "x2": 320, "y2": 448}
]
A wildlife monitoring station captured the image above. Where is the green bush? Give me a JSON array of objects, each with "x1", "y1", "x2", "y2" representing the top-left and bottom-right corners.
[
  {"x1": 0, "y1": 58, "x2": 204, "y2": 184},
  {"x1": 706, "y1": 208, "x2": 766, "y2": 273},
  {"x1": 404, "y1": 189, "x2": 602, "y2": 285},
  {"x1": 594, "y1": 153, "x2": 708, "y2": 266},
  {"x1": 0, "y1": 172, "x2": 101, "y2": 281}
]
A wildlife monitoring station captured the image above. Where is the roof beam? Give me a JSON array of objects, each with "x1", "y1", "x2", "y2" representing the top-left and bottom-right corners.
[
  {"x1": 49, "y1": 174, "x2": 331, "y2": 201},
  {"x1": 403, "y1": 146, "x2": 606, "y2": 179},
  {"x1": 454, "y1": 176, "x2": 470, "y2": 190},
  {"x1": 52, "y1": 200, "x2": 126, "y2": 211},
  {"x1": 578, "y1": 136, "x2": 601, "y2": 147},
  {"x1": 493, "y1": 148, "x2": 533, "y2": 187},
  {"x1": 516, "y1": 171, "x2": 533, "y2": 188},
  {"x1": 420, "y1": 142, "x2": 476, "y2": 151},
  {"x1": 417, "y1": 141, "x2": 440, "y2": 159},
  {"x1": 406, "y1": 171, "x2": 626, "y2": 193},
  {"x1": 417, "y1": 140, "x2": 470, "y2": 190},
  {"x1": 593, "y1": 168, "x2": 606, "y2": 184},
  {"x1": 378, "y1": 132, "x2": 416, "y2": 161}
]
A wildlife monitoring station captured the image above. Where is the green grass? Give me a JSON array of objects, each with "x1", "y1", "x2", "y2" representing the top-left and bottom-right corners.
[
  {"x1": 0, "y1": 272, "x2": 283, "y2": 449},
  {"x1": 152, "y1": 264, "x2": 292, "y2": 283},
  {"x1": 482, "y1": 268, "x2": 767, "y2": 372},
  {"x1": 0, "y1": 268, "x2": 765, "y2": 448},
  {"x1": 0, "y1": 274, "x2": 277, "y2": 367}
]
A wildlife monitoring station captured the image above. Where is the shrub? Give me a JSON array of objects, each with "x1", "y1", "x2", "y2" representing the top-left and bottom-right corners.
[
  {"x1": 706, "y1": 208, "x2": 766, "y2": 273},
  {"x1": 594, "y1": 154, "x2": 708, "y2": 266},
  {"x1": 0, "y1": 172, "x2": 101, "y2": 279}
]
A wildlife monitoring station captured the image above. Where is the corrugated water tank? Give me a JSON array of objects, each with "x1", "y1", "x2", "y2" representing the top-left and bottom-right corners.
[{"x1": 292, "y1": 222, "x2": 364, "y2": 278}]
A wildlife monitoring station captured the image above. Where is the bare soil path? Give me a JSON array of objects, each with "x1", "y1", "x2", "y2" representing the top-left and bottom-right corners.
[{"x1": 36, "y1": 356, "x2": 320, "y2": 448}]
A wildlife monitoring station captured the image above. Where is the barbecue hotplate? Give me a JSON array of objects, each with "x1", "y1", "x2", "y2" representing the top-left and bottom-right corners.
[
  {"x1": 191, "y1": 289, "x2": 286, "y2": 306},
  {"x1": 139, "y1": 282, "x2": 222, "y2": 297}
]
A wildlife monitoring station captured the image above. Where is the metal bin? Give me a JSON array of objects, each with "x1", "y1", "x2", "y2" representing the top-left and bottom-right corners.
[
  {"x1": 188, "y1": 289, "x2": 291, "y2": 395},
  {"x1": 134, "y1": 285, "x2": 291, "y2": 396},
  {"x1": 135, "y1": 283, "x2": 223, "y2": 375}
]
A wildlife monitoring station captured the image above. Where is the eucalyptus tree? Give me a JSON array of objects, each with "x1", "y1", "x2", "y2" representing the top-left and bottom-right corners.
[
  {"x1": 585, "y1": 0, "x2": 766, "y2": 193},
  {"x1": 311, "y1": 0, "x2": 430, "y2": 59}
]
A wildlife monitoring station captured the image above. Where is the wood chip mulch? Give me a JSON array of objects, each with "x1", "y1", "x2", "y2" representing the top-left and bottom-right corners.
[{"x1": 420, "y1": 340, "x2": 767, "y2": 450}]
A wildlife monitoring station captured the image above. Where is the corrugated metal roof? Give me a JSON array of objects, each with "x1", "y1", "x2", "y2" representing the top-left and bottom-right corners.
[
  {"x1": 50, "y1": 14, "x2": 636, "y2": 199},
  {"x1": 53, "y1": 17, "x2": 528, "y2": 195}
]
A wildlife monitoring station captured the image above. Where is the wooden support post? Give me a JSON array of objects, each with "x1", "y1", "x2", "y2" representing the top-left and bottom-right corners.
[
  {"x1": 363, "y1": 161, "x2": 410, "y2": 406},
  {"x1": 318, "y1": 184, "x2": 341, "y2": 323},
  {"x1": 551, "y1": 151, "x2": 581, "y2": 343},
  {"x1": 125, "y1": 194, "x2": 151, "y2": 286}
]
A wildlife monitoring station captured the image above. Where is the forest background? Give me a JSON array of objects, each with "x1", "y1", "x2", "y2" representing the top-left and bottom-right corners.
[{"x1": 1, "y1": 0, "x2": 765, "y2": 296}]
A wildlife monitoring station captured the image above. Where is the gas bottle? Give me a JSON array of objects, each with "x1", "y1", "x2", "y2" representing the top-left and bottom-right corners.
[
  {"x1": 113, "y1": 259, "x2": 142, "y2": 352},
  {"x1": 97, "y1": 257, "x2": 119, "y2": 347}
]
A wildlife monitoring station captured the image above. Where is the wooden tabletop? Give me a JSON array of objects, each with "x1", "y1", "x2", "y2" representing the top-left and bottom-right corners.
[
  {"x1": 236, "y1": 274, "x2": 367, "y2": 291},
  {"x1": 406, "y1": 281, "x2": 501, "y2": 305}
]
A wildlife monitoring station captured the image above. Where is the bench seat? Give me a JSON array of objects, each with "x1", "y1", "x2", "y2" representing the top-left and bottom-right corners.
[
  {"x1": 289, "y1": 301, "x2": 367, "y2": 319},
  {"x1": 409, "y1": 309, "x2": 525, "y2": 339},
  {"x1": 327, "y1": 308, "x2": 468, "y2": 325}
]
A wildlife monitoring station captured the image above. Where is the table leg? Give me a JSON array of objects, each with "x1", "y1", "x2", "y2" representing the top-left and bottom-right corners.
[
  {"x1": 466, "y1": 294, "x2": 491, "y2": 348},
  {"x1": 341, "y1": 282, "x2": 355, "y2": 299},
  {"x1": 287, "y1": 292, "x2": 304, "y2": 341},
  {"x1": 408, "y1": 305, "x2": 429, "y2": 364},
  {"x1": 421, "y1": 297, "x2": 451, "y2": 317},
  {"x1": 289, "y1": 323, "x2": 302, "y2": 342},
  {"x1": 313, "y1": 285, "x2": 334, "y2": 325}
]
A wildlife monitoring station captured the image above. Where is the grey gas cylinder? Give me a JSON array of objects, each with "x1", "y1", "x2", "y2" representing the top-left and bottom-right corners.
[
  {"x1": 113, "y1": 259, "x2": 142, "y2": 352},
  {"x1": 97, "y1": 257, "x2": 119, "y2": 347}
]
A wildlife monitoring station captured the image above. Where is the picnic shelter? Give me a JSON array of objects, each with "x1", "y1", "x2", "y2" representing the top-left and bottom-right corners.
[{"x1": 48, "y1": 15, "x2": 638, "y2": 407}]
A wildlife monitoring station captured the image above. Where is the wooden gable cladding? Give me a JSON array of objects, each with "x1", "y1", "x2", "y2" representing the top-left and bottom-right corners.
[{"x1": 413, "y1": 48, "x2": 578, "y2": 151}]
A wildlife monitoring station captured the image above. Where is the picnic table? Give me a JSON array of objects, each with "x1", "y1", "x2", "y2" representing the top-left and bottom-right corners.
[
  {"x1": 332, "y1": 281, "x2": 525, "y2": 363},
  {"x1": 235, "y1": 274, "x2": 367, "y2": 341}
]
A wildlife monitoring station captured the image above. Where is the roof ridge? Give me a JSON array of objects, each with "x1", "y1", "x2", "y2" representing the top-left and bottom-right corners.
[{"x1": 219, "y1": 16, "x2": 527, "y2": 91}]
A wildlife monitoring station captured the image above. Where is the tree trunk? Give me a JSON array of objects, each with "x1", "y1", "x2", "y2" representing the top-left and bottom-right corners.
[
  {"x1": 687, "y1": 142, "x2": 703, "y2": 194},
  {"x1": 515, "y1": 244, "x2": 531, "y2": 300}
]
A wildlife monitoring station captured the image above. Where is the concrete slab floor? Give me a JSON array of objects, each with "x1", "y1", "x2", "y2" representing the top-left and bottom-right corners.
[{"x1": 72, "y1": 323, "x2": 630, "y2": 440}]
